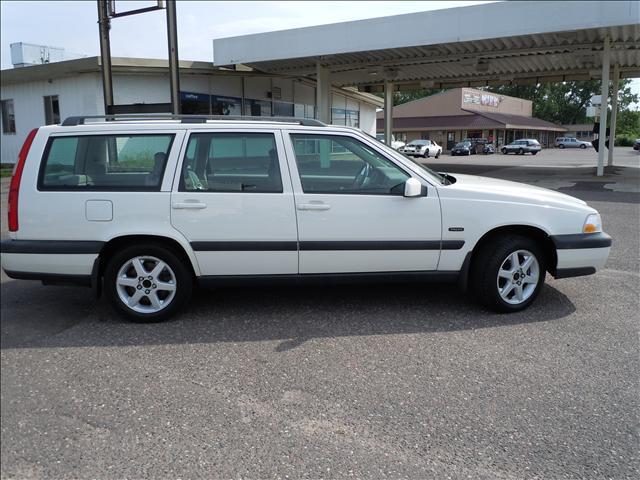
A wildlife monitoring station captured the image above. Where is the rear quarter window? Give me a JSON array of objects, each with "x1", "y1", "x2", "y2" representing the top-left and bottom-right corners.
[{"x1": 38, "y1": 134, "x2": 174, "y2": 190}]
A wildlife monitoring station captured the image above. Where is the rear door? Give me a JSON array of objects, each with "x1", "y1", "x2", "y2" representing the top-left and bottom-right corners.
[
  {"x1": 283, "y1": 130, "x2": 442, "y2": 274},
  {"x1": 170, "y1": 128, "x2": 298, "y2": 276}
]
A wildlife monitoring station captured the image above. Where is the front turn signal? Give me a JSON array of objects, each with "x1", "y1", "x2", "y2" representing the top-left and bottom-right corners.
[{"x1": 583, "y1": 213, "x2": 602, "y2": 233}]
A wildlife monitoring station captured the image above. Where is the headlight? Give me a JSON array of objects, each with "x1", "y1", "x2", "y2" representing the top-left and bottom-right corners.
[{"x1": 583, "y1": 213, "x2": 602, "y2": 233}]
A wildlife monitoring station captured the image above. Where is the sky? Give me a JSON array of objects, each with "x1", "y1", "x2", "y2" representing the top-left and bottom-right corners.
[
  {"x1": 0, "y1": 0, "x2": 638, "y2": 103},
  {"x1": 0, "y1": 1, "x2": 493, "y2": 68}
]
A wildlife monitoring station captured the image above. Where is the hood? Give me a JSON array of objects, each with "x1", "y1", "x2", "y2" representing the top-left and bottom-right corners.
[{"x1": 444, "y1": 173, "x2": 589, "y2": 209}]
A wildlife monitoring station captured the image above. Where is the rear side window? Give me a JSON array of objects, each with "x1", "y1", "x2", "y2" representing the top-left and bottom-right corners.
[
  {"x1": 39, "y1": 134, "x2": 174, "y2": 190},
  {"x1": 180, "y1": 132, "x2": 282, "y2": 193}
]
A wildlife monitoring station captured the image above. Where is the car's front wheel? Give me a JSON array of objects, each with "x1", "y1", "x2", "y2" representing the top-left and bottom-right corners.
[
  {"x1": 435, "y1": 150, "x2": 441, "y2": 158},
  {"x1": 501, "y1": 148, "x2": 508, "y2": 154},
  {"x1": 580, "y1": 144, "x2": 586, "y2": 149},
  {"x1": 559, "y1": 144, "x2": 565, "y2": 149},
  {"x1": 471, "y1": 235, "x2": 545, "y2": 312},
  {"x1": 531, "y1": 151, "x2": 538, "y2": 155},
  {"x1": 104, "y1": 243, "x2": 193, "y2": 322}
]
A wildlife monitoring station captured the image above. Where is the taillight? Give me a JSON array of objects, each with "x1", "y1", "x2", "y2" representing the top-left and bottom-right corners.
[{"x1": 8, "y1": 128, "x2": 38, "y2": 232}]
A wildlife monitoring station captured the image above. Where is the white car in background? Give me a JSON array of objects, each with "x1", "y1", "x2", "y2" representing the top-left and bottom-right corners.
[
  {"x1": 402, "y1": 139, "x2": 442, "y2": 158},
  {"x1": 1, "y1": 115, "x2": 611, "y2": 322},
  {"x1": 555, "y1": 137, "x2": 592, "y2": 149},
  {"x1": 376, "y1": 133, "x2": 405, "y2": 150}
]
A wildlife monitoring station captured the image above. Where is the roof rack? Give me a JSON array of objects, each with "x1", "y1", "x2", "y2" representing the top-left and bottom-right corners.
[{"x1": 61, "y1": 114, "x2": 326, "y2": 127}]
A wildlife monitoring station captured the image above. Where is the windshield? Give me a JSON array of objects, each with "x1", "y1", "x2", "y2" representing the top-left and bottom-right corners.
[
  {"x1": 454, "y1": 142, "x2": 470, "y2": 148},
  {"x1": 408, "y1": 140, "x2": 428, "y2": 145}
]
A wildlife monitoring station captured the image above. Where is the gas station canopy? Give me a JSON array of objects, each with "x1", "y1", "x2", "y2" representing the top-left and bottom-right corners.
[{"x1": 213, "y1": 1, "x2": 639, "y2": 90}]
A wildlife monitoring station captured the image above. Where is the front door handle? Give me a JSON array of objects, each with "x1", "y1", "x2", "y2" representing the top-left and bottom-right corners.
[
  {"x1": 172, "y1": 201, "x2": 207, "y2": 210},
  {"x1": 297, "y1": 202, "x2": 330, "y2": 211}
]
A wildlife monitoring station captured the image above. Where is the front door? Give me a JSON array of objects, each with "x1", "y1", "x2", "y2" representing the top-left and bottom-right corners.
[
  {"x1": 171, "y1": 129, "x2": 298, "y2": 276},
  {"x1": 283, "y1": 131, "x2": 442, "y2": 274}
]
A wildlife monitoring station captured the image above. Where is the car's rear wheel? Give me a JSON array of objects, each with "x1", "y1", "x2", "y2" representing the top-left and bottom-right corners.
[
  {"x1": 104, "y1": 243, "x2": 193, "y2": 322},
  {"x1": 435, "y1": 150, "x2": 440, "y2": 158},
  {"x1": 518, "y1": 148, "x2": 524, "y2": 155},
  {"x1": 580, "y1": 144, "x2": 586, "y2": 149},
  {"x1": 559, "y1": 144, "x2": 565, "y2": 149},
  {"x1": 471, "y1": 235, "x2": 545, "y2": 313}
]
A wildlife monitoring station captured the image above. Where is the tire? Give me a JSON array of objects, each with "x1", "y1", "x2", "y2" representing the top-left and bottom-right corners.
[
  {"x1": 424, "y1": 150, "x2": 429, "y2": 158},
  {"x1": 580, "y1": 144, "x2": 586, "y2": 149},
  {"x1": 501, "y1": 148, "x2": 508, "y2": 154},
  {"x1": 470, "y1": 235, "x2": 546, "y2": 313},
  {"x1": 518, "y1": 148, "x2": 524, "y2": 155},
  {"x1": 104, "y1": 243, "x2": 193, "y2": 322},
  {"x1": 559, "y1": 144, "x2": 565, "y2": 149},
  {"x1": 436, "y1": 150, "x2": 441, "y2": 158},
  {"x1": 531, "y1": 151, "x2": 538, "y2": 155}
]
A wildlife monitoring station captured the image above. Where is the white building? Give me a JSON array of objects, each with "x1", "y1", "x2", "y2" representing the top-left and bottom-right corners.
[{"x1": 0, "y1": 56, "x2": 382, "y2": 163}]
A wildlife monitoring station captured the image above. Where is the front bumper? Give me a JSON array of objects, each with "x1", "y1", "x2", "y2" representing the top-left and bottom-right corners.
[{"x1": 550, "y1": 232, "x2": 612, "y2": 278}]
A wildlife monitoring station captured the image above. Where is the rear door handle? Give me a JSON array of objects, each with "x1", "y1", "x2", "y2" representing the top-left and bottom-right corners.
[
  {"x1": 297, "y1": 202, "x2": 331, "y2": 211},
  {"x1": 172, "y1": 201, "x2": 207, "y2": 210}
]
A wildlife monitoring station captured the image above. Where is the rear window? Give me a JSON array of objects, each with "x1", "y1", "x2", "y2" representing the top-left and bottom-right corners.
[{"x1": 39, "y1": 134, "x2": 174, "y2": 190}]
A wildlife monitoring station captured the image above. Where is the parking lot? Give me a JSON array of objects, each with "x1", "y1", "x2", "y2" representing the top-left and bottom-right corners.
[{"x1": 1, "y1": 148, "x2": 639, "y2": 479}]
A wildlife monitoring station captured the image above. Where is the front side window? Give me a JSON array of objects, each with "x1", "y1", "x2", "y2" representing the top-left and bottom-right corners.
[
  {"x1": 290, "y1": 134, "x2": 410, "y2": 195},
  {"x1": 180, "y1": 133, "x2": 282, "y2": 193},
  {"x1": 1, "y1": 99, "x2": 16, "y2": 134},
  {"x1": 39, "y1": 134, "x2": 174, "y2": 190},
  {"x1": 44, "y1": 95, "x2": 60, "y2": 125}
]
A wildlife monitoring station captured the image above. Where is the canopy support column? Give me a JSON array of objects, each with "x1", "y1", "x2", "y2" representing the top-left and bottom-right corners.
[
  {"x1": 315, "y1": 62, "x2": 331, "y2": 123},
  {"x1": 384, "y1": 80, "x2": 394, "y2": 146},
  {"x1": 597, "y1": 36, "x2": 610, "y2": 177},
  {"x1": 607, "y1": 63, "x2": 620, "y2": 168}
]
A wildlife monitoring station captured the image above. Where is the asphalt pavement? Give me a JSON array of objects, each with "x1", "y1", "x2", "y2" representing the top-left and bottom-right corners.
[{"x1": 1, "y1": 148, "x2": 639, "y2": 479}]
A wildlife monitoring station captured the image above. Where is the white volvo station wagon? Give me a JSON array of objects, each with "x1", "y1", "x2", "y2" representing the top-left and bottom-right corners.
[{"x1": 1, "y1": 115, "x2": 612, "y2": 322}]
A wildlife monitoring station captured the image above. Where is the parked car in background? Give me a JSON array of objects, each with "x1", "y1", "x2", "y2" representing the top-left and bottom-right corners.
[
  {"x1": 1, "y1": 115, "x2": 611, "y2": 321},
  {"x1": 402, "y1": 139, "x2": 442, "y2": 158},
  {"x1": 502, "y1": 139, "x2": 541, "y2": 155},
  {"x1": 483, "y1": 143, "x2": 496, "y2": 154},
  {"x1": 376, "y1": 133, "x2": 405, "y2": 150},
  {"x1": 633, "y1": 139, "x2": 640, "y2": 151},
  {"x1": 451, "y1": 141, "x2": 474, "y2": 156},
  {"x1": 555, "y1": 137, "x2": 591, "y2": 149}
]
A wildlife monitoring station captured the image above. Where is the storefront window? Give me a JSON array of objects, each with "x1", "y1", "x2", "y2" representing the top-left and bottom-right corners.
[
  {"x1": 211, "y1": 95, "x2": 242, "y2": 116},
  {"x1": 244, "y1": 99, "x2": 271, "y2": 116},
  {"x1": 346, "y1": 110, "x2": 359, "y2": 128},
  {"x1": 180, "y1": 91, "x2": 210, "y2": 114},
  {"x1": 273, "y1": 101, "x2": 294, "y2": 117},
  {"x1": 331, "y1": 108, "x2": 346, "y2": 125}
]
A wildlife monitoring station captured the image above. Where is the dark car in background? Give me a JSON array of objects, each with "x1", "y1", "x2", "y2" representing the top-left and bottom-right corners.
[
  {"x1": 633, "y1": 139, "x2": 640, "y2": 151},
  {"x1": 451, "y1": 141, "x2": 474, "y2": 156},
  {"x1": 501, "y1": 139, "x2": 541, "y2": 155}
]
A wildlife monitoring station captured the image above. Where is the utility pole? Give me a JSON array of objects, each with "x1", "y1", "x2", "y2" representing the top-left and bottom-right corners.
[
  {"x1": 97, "y1": 0, "x2": 114, "y2": 114},
  {"x1": 166, "y1": 0, "x2": 181, "y2": 114}
]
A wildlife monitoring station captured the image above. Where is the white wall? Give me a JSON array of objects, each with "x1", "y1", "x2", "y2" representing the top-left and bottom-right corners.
[
  {"x1": 1, "y1": 73, "x2": 102, "y2": 163},
  {"x1": 1, "y1": 70, "x2": 380, "y2": 162},
  {"x1": 359, "y1": 103, "x2": 377, "y2": 136}
]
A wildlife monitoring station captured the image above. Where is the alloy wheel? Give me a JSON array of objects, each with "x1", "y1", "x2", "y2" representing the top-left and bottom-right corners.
[
  {"x1": 496, "y1": 249, "x2": 540, "y2": 305},
  {"x1": 115, "y1": 256, "x2": 177, "y2": 313}
]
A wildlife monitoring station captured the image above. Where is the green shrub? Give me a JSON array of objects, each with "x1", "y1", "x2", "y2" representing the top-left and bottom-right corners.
[{"x1": 614, "y1": 135, "x2": 636, "y2": 147}]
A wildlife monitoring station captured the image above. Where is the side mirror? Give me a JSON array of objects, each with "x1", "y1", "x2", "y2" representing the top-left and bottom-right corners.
[{"x1": 404, "y1": 178, "x2": 423, "y2": 197}]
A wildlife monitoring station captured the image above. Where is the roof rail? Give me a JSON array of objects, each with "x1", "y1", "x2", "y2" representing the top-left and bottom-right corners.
[{"x1": 61, "y1": 114, "x2": 326, "y2": 127}]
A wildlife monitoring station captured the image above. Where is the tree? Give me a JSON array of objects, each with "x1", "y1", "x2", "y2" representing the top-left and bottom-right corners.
[
  {"x1": 615, "y1": 109, "x2": 640, "y2": 136},
  {"x1": 486, "y1": 79, "x2": 638, "y2": 126}
]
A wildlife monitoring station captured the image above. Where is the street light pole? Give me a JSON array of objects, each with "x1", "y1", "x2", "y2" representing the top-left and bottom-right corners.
[
  {"x1": 97, "y1": 0, "x2": 114, "y2": 115},
  {"x1": 166, "y1": 0, "x2": 181, "y2": 114}
]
